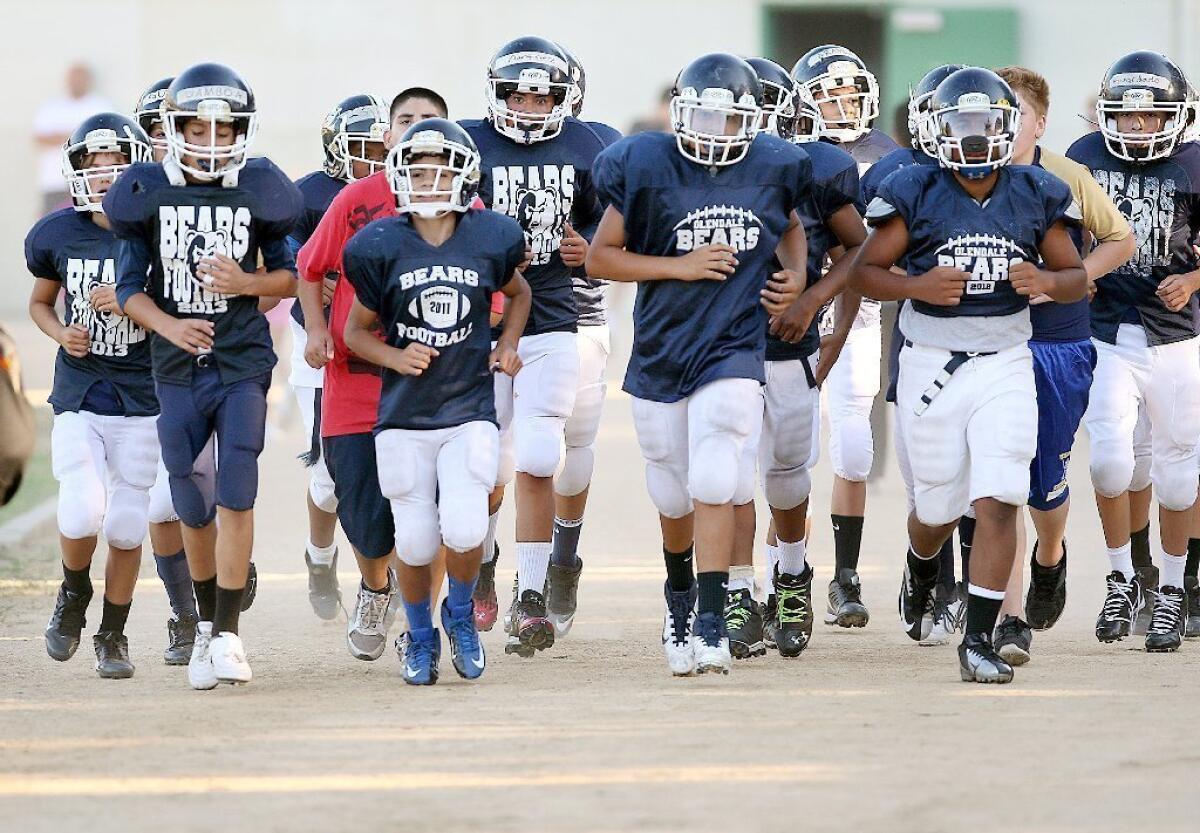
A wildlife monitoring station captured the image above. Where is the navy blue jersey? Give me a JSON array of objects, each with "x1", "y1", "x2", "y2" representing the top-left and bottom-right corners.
[
  {"x1": 869, "y1": 164, "x2": 1076, "y2": 320},
  {"x1": 460, "y1": 116, "x2": 607, "y2": 336},
  {"x1": 1066, "y1": 131, "x2": 1200, "y2": 345},
  {"x1": 594, "y1": 131, "x2": 812, "y2": 402},
  {"x1": 860, "y1": 147, "x2": 936, "y2": 211},
  {"x1": 766, "y1": 140, "x2": 859, "y2": 362},
  {"x1": 343, "y1": 209, "x2": 525, "y2": 431},
  {"x1": 574, "y1": 120, "x2": 624, "y2": 327},
  {"x1": 289, "y1": 170, "x2": 345, "y2": 327},
  {"x1": 839, "y1": 129, "x2": 902, "y2": 198},
  {"x1": 106, "y1": 158, "x2": 302, "y2": 385},
  {"x1": 24, "y1": 209, "x2": 157, "y2": 416}
]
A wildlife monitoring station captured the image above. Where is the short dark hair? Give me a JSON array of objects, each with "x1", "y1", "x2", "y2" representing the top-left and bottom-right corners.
[{"x1": 390, "y1": 87, "x2": 448, "y2": 120}]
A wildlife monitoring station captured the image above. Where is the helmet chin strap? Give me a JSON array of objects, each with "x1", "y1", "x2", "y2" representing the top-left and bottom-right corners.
[{"x1": 163, "y1": 153, "x2": 239, "y2": 188}]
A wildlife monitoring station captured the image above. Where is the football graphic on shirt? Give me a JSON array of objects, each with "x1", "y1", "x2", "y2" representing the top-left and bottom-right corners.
[
  {"x1": 672, "y1": 205, "x2": 763, "y2": 253},
  {"x1": 934, "y1": 233, "x2": 1025, "y2": 295},
  {"x1": 409, "y1": 286, "x2": 472, "y2": 330}
]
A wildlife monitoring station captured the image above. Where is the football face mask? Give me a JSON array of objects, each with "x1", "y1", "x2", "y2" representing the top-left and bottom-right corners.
[
  {"x1": 163, "y1": 100, "x2": 258, "y2": 181},
  {"x1": 388, "y1": 131, "x2": 481, "y2": 218},
  {"x1": 671, "y1": 87, "x2": 761, "y2": 167},
  {"x1": 932, "y1": 97, "x2": 1018, "y2": 179},
  {"x1": 63, "y1": 128, "x2": 150, "y2": 213}
]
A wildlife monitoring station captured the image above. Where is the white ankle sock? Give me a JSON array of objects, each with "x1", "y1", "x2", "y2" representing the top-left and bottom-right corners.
[
  {"x1": 727, "y1": 564, "x2": 755, "y2": 594},
  {"x1": 516, "y1": 542, "x2": 552, "y2": 596},
  {"x1": 307, "y1": 539, "x2": 337, "y2": 566},
  {"x1": 777, "y1": 539, "x2": 808, "y2": 576},
  {"x1": 1106, "y1": 542, "x2": 1134, "y2": 580},
  {"x1": 1160, "y1": 550, "x2": 1186, "y2": 589},
  {"x1": 765, "y1": 543, "x2": 780, "y2": 584}
]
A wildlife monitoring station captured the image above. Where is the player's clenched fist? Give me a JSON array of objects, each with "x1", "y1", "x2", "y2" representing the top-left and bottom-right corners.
[
  {"x1": 672, "y1": 243, "x2": 738, "y2": 282},
  {"x1": 392, "y1": 343, "x2": 439, "y2": 376},
  {"x1": 58, "y1": 323, "x2": 90, "y2": 358},
  {"x1": 761, "y1": 269, "x2": 802, "y2": 316},
  {"x1": 559, "y1": 222, "x2": 588, "y2": 268},
  {"x1": 914, "y1": 265, "x2": 968, "y2": 306},
  {"x1": 304, "y1": 328, "x2": 334, "y2": 369},
  {"x1": 1156, "y1": 273, "x2": 1199, "y2": 312},
  {"x1": 1010, "y1": 261, "x2": 1055, "y2": 298},
  {"x1": 163, "y1": 319, "x2": 215, "y2": 355},
  {"x1": 489, "y1": 342, "x2": 522, "y2": 377}
]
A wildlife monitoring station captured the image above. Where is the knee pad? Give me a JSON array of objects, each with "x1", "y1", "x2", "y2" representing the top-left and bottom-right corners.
[
  {"x1": 557, "y1": 381, "x2": 605, "y2": 497},
  {"x1": 57, "y1": 480, "x2": 105, "y2": 541},
  {"x1": 147, "y1": 470, "x2": 179, "y2": 524},
  {"x1": 688, "y1": 431, "x2": 742, "y2": 506},
  {"x1": 645, "y1": 462, "x2": 692, "y2": 519},
  {"x1": 514, "y1": 415, "x2": 565, "y2": 478},
  {"x1": 103, "y1": 488, "x2": 150, "y2": 550},
  {"x1": 1130, "y1": 452, "x2": 1152, "y2": 493},
  {"x1": 1153, "y1": 459, "x2": 1199, "y2": 512},
  {"x1": 495, "y1": 427, "x2": 515, "y2": 488},
  {"x1": 831, "y1": 412, "x2": 874, "y2": 482},
  {"x1": 764, "y1": 467, "x2": 812, "y2": 512},
  {"x1": 556, "y1": 445, "x2": 594, "y2": 498},
  {"x1": 1089, "y1": 439, "x2": 1136, "y2": 499},
  {"x1": 308, "y1": 457, "x2": 338, "y2": 514},
  {"x1": 440, "y1": 499, "x2": 489, "y2": 554},
  {"x1": 393, "y1": 505, "x2": 441, "y2": 567}
]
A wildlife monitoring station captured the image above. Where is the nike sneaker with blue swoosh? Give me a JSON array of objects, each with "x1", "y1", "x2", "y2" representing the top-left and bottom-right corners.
[{"x1": 400, "y1": 629, "x2": 441, "y2": 686}]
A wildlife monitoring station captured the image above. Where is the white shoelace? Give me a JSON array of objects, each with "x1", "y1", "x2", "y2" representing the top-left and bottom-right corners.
[{"x1": 354, "y1": 588, "x2": 389, "y2": 634}]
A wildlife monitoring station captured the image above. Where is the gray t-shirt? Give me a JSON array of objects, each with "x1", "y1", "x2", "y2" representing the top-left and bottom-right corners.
[{"x1": 900, "y1": 303, "x2": 1031, "y2": 353}]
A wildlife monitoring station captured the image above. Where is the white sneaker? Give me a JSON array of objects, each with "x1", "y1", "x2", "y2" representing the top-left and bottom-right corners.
[
  {"x1": 662, "y1": 583, "x2": 696, "y2": 676},
  {"x1": 188, "y1": 622, "x2": 218, "y2": 691},
  {"x1": 210, "y1": 632, "x2": 252, "y2": 684},
  {"x1": 347, "y1": 580, "x2": 393, "y2": 661},
  {"x1": 692, "y1": 613, "x2": 732, "y2": 675}
]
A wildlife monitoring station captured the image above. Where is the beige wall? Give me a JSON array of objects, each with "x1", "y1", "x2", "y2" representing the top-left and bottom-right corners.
[{"x1": 4, "y1": 0, "x2": 1199, "y2": 317}]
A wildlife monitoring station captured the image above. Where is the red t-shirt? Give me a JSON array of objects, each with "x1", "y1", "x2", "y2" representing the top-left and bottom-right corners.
[
  {"x1": 298, "y1": 173, "x2": 502, "y2": 437},
  {"x1": 297, "y1": 172, "x2": 394, "y2": 437}
]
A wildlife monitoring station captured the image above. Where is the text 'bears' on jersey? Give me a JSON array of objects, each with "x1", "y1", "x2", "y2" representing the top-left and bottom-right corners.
[
  {"x1": 63, "y1": 257, "x2": 147, "y2": 357},
  {"x1": 489, "y1": 163, "x2": 575, "y2": 265},
  {"x1": 935, "y1": 233, "x2": 1024, "y2": 295},
  {"x1": 1091, "y1": 168, "x2": 1178, "y2": 270},
  {"x1": 672, "y1": 204, "x2": 763, "y2": 252},
  {"x1": 157, "y1": 203, "x2": 253, "y2": 314}
]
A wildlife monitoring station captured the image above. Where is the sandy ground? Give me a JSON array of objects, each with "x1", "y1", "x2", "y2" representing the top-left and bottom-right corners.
[{"x1": 0, "y1": 318, "x2": 1197, "y2": 833}]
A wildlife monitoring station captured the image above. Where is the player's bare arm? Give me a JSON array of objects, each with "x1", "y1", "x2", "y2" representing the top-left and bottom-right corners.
[
  {"x1": 489, "y1": 269, "x2": 531, "y2": 377},
  {"x1": 343, "y1": 296, "x2": 434, "y2": 377},
  {"x1": 770, "y1": 203, "x2": 865, "y2": 342},
  {"x1": 587, "y1": 205, "x2": 738, "y2": 282},
  {"x1": 119, "y1": 292, "x2": 214, "y2": 355},
  {"x1": 29, "y1": 278, "x2": 89, "y2": 358}
]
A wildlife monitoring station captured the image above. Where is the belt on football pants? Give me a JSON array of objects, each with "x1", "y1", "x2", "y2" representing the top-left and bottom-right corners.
[{"x1": 903, "y1": 339, "x2": 997, "y2": 416}]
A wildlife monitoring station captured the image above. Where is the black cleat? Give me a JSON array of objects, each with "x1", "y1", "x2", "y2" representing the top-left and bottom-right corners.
[
  {"x1": 1145, "y1": 585, "x2": 1186, "y2": 652},
  {"x1": 824, "y1": 568, "x2": 869, "y2": 628},
  {"x1": 958, "y1": 632, "x2": 1014, "y2": 684},
  {"x1": 473, "y1": 549, "x2": 499, "y2": 632},
  {"x1": 45, "y1": 583, "x2": 92, "y2": 662},
  {"x1": 241, "y1": 561, "x2": 258, "y2": 611},
  {"x1": 898, "y1": 556, "x2": 939, "y2": 642},
  {"x1": 505, "y1": 589, "x2": 554, "y2": 657},
  {"x1": 773, "y1": 565, "x2": 813, "y2": 658},
  {"x1": 724, "y1": 588, "x2": 766, "y2": 659},
  {"x1": 1096, "y1": 571, "x2": 1143, "y2": 642},
  {"x1": 1025, "y1": 542, "x2": 1067, "y2": 630},
  {"x1": 1132, "y1": 564, "x2": 1158, "y2": 636},
  {"x1": 1185, "y1": 577, "x2": 1200, "y2": 639},
  {"x1": 305, "y1": 549, "x2": 341, "y2": 621},
  {"x1": 993, "y1": 615, "x2": 1032, "y2": 666},
  {"x1": 163, "y1": 612, "x2": 197, "y2": 665},
  {"x1": 762, "y1": 593, "x2": 778, "y2": 649},
  {"x1": 93, "y1": 631, "x2": 134, "y2": 679},
  {"x1": 546, "y1": 558, "x2": 583, "y2": 638}
]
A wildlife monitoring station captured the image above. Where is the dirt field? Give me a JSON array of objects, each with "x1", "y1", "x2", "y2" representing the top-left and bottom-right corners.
[{"x1": 0, "y1": 323, "x2": 1196, "y2": 833}]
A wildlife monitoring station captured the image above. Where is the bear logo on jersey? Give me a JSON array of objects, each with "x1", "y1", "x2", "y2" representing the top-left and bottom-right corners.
[
  {"x1": 408, "y1": 286, "x2": 472, "y2": 330},
  {"x1": 490, "y1": 164, "x2": 576, "y2": 267},
  {"x1": 64, "y1": 257, "x2": 147, "y2": 357},
  {"x1": 185, "y1": 228, "x2": 233, "y2": 289},
  {"x1": 1092, "y1": 170, "x2": 1176, "y2": 271},
  {"x1": 934, "y1": 234, "x2": 1024, "y2": 295},
  {"x1": 673, "y1": 205, "x2": 763, "y2": 253}
]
